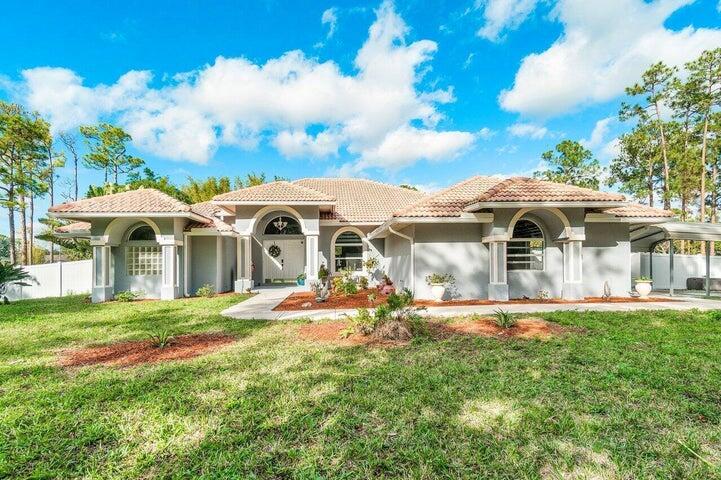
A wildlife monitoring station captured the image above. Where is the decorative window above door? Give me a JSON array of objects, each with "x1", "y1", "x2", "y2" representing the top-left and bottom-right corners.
[{"x1": 264, "y1": 216, "x2": 302, "y2": 235}]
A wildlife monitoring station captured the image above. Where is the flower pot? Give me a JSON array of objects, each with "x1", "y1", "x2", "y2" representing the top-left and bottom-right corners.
[
  {"x1": 431, "y1": 284, "x2": 446, "y2": 302},
  {"x1": 635, "y1": 281, "x2": 652, "y2": 298},
  {"x1": 297, "y1": 279, "x2": 305, "y2": 286}
]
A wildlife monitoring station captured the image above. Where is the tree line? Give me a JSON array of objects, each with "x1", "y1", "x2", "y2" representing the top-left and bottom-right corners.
[
  {"x1": 0, "y1": 102, "x2": 283, "y2": 265},
  {"x1": 534, "y1": 48, "x2": 721, "y2": 253}
]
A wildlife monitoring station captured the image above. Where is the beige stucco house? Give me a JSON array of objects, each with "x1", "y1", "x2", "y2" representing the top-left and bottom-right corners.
[{"x1": 50, "y1": 176, "x2": 674, "y2": 303}]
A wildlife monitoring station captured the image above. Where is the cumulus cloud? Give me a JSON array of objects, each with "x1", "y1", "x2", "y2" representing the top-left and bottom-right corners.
[
  {"x1": 581, "y1": 116, "x2": 613, "y2": 149},
  {"x1": 6, "y1": 1, "x2": 472, "y2": 170},
  {"x1": 507, "y1": 122, "x2": 548, "y2": 139},
  {"x1": 499, "y1": 0, "x2": 721, "y2": 116},
  {"x1": 322, "y1": 7, "x2": 338, "y2": 38},
  {"x1": 477, "y1": 0, "x2": 539, "y2": 41}
]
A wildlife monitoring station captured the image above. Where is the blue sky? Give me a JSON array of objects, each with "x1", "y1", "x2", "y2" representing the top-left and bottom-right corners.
[{"x1": 1, "y1": 0, "x2": 721, "y2": 235}]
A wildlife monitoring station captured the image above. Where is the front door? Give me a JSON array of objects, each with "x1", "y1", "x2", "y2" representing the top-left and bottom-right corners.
[{"x1": 262, "y1": 239, "x2": 305, "y2": 283}]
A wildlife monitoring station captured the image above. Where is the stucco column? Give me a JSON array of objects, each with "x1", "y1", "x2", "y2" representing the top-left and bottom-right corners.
[
  {"x1": 91, "y1": 244, "x2": 114, "y2": 303},
  {"x1": 488, "y1": 240, "x2": 509, "y2": 301},
  {"x1": 234, "y1": 235, "x2": 254, "y2": 292},
  {"x1": 160, "y1": 244, "x2": 179, "y2": 300},
  {"x1": 215, "y1": 236, "x2": 224, "y2": 293},
  {"x1": 306, "y1": 235, "x2": 319, "y2": 285},
  {"x1": 562, "y1": 240, "x2": 583, "y2": 300}
]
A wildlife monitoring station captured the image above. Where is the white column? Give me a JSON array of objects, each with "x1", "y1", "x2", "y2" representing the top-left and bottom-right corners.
[
  {"x1": 160, "y1": 244, "x2": 179, "y2": 300},
  {"x1": 488, "y1": 241, "x2": 509, "y2": 301},
  {"x1": 183, "y1": 235, "x2": 191, "y2": 297},
  {"x1": 91, "y1": 245, "x2": 114, "y2": 303},
  {"x1": 306, "y1": 234, "x2": 319, "y2": 284},
  {"x1": 562, "y1": 240, "x2": 583, "y2": 300},
  {"x1": 234, "y1": 235, "x2": 254, "y2": 292},
  {"x1": 215, "y1": 236, "x2": 224, "y2": 293}
]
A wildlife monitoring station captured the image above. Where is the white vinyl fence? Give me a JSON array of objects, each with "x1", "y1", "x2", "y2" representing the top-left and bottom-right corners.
[
  {"x1": 5, "y1": 260, "x2": 92, "y2": 301},
  {"x1": 631, "y1": 252, "x2": 721, "y2": 290}
]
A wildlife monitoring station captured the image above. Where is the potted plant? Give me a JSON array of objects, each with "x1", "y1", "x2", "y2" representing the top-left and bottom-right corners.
[
  {"x1": 425, "y1": 273, "x2": 455, "y2": 302},
  {"x1": 634, "y1": 276, "x2": 653, "y2": 298},
  {"x1": 296, "y1": 273, "x2": 307, "y2": 286}
]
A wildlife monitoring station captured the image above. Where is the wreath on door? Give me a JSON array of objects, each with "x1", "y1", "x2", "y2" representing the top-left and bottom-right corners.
[{"x1": 268, "y1": 244, "x2": 281, "y2": 258}]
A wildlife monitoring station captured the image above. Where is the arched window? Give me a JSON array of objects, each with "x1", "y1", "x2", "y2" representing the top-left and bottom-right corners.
[
  {"x1": 128, "y1": 225, "x2": 156, "y2": 241},
  {"x1": 264, "y1": 216, "x2": 302, "y2": 235},
  {"x1": 507, "y1": 219, "x2": 544, "y2": 271},
  {"x1": 333, "y1": 230, "x2": 363, "y2": 272},
  {"x1": 126, "y1": 224, "x2": 161, "y2": 276}
]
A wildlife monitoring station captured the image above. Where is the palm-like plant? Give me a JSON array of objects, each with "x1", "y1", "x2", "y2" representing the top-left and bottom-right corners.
[{"x1": 0, "y1": 262, "x2": 34, "y2": 304}]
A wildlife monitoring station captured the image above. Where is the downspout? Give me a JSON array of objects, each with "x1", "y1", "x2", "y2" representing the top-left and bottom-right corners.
[{"x1": 388, "y1": 225, "x2": 415, "y2": 295}]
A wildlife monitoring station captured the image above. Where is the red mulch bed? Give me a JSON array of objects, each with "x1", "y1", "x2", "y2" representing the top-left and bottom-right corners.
[
  {"x1": 297, "y1": 317, "x2": 575, "y2": 347},
  {"x1": 58, "y1": 333, "x2": 236, "y2": 368},
  {"x1": 274, "y1": 290, "x2": 675, "y2": 311}
]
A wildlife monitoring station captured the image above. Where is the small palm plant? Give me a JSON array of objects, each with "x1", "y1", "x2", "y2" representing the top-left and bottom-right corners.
[
  {"x1": 0, "y1": 262, "x2": 34, "y2": 304},
  {"x1": 147, "y1": 329, "x2": 174, "y2": 349},
  {"x1": 493, "y1": 308, "x2": 516, "y2": 329}
]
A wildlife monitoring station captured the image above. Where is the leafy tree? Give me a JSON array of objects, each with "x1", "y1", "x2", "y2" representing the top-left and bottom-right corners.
[
  {"x1": 59, "y1": 132, "x2": 80, "y2": 201},
  {"x1": 621, "y1": 62, "x2": 676, "y2": 208},
  {"x1": 36, "y1": 221, "x2": 92, "y2": 261},
  {"x1": 0, "y1": 234, "x2": 9, "y2": 262},
  {"x1": 533, "y1": 140, "x2": 602, "y2": 189},
  {"x1": 608, "y1": 124, "x2": 663, "y2": 206},
  {"x1": 126, "y1": 168, "x2": 191, "y2": 203},
  {"x1": 181, "y1": 173, "x2": 274, "y2": 203},
  {"x1": 79, "y1": 123, "x2": 144, "y2": 184},
  {"x1": 399, "y1": 184, "x2": 418, "y2": 191}
]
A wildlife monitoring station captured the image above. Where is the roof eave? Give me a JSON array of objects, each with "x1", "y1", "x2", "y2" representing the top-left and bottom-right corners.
[
  {"x1": 212, "y1": 200, "x2": 336, "y2": 206},
  {"x1": 48, "y1": 211, "x2": 210, "y2": 223},
  {"x1": 465, "y1": 200, "x2": 628, "y2": 210}
]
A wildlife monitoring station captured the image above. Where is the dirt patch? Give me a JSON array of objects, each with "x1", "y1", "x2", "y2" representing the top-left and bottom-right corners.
[
  {"x1": 430, "y1": 317, "x2": 574, "y2": 340},
  {"x1": 298, "y1": 317, "x2": 574, "y2": 347},
  {"x1": 297, "y1": 321, "x2": 408, "y2": 347},
  {"x1": 275, "y1": 292, "x2": 675, "y2": 311},
  {"x1": 59, "y1": 333, "x2": 236, "y2": 367},
  {"x1": 274, "y1": 290, "x2": 384, "y2": 311}
]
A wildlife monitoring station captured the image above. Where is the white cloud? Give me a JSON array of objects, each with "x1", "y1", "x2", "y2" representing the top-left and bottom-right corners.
[
  {"x1": 7, "y1": 1, "x2": 472, "y2": 170},
  {"x1": 499, "y1": 0, "x2": 721, "y2": 116},
  {"x1": 601, "y1": 137, "x2": 621, "y2": 160},
  {"x1": 581, "y1": 116, "x2": 613, "y2": 149},
  {"x1": 322, "y1": 7, "x2": 338, "y2": 38},
  {"x1": 507, "y1": 122, "x2": 548, "y2": 139},
  {"x1": 496, "y1": 144, "x2": 519, "y2": 154},
  {"x1": 477, "y1": 127, "x2": 496, "y2": 139},
  {"x1": 477, "y1": 0, "x2": 539, "y2": 41}
]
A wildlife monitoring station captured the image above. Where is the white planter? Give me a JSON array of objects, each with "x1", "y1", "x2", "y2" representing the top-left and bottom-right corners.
[
  {"x1": 431, "y1": 284, "x2": 446, "y2": 302},
  {"x1": 635, "y1": 281, "x2": 652, "y2": 298}
]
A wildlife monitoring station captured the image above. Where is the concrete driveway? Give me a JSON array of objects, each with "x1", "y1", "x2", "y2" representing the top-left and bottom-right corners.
[{"x1": 221, "y1": 286, "x2": 721, "y2": 321}]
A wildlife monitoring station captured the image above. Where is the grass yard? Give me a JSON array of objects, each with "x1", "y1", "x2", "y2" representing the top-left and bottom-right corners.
[{"x1": 1, "y1": 296, "x2": 721, "y2": 479}]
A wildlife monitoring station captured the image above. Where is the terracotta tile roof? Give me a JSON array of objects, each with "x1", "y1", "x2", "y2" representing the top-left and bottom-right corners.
[
  {"x1": 49, "y1": 188, "x2": 193, "y2": 214},
  {"x1": 213, "y1": 181, "x2": 335, "y2": 203},
  {"x1": 393, "y1": 176, "x2": 503, "y2": 217},
  {"x1": 55, "y1": 221, "x2": 91, "y2": 233},
  {"x1": 294, "y1": 178, "x2": 426, "y2": 222},
  {"x1": 187, "y1": 202, "x2": 234, "y2": 231},
  {"x1": 603, "y1": 203, "x2": 674, "y2": 218},
  {"x1": 473, "y1": 177, "x2": 625, "y2": 204}
]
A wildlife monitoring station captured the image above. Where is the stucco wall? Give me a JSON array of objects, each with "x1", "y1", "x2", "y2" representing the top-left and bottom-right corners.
[
  {"x1": 384, "y1": 225, "x2": 413, "y2": 292},
  {"x1": 113, "y1": 244, "x2": 162, "y2": 298},
  {"x1": 413, "y1": 223, "x2": 489, "y2": 300},
  {"x1": 190, "y1": 236, "x2": 217, "y2": 294},
  {"x1": 583, "y1": 222, "x2": 631, "y2": 296}
]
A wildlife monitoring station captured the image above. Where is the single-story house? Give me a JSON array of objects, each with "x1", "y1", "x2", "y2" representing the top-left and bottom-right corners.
[{"x1": 50, "y1": 176, "x2": 676, "y2": 303}]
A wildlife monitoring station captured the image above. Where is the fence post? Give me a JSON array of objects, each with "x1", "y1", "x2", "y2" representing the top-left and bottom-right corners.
[{"x1": 58, "y1": 261, "x2": 64, "y2": 297}]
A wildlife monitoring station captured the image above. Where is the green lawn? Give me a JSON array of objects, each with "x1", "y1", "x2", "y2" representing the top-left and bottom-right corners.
[{"x1": 2, "y1": 296, "x2": 721, "y2": 479}]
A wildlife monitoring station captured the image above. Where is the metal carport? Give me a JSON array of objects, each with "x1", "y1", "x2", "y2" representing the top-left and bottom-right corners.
[{"x1": 631, "y1": 221, "x2": 721, "y2": 297}]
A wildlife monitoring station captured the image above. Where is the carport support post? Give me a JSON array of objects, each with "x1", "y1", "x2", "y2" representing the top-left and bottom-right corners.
[
  {"x1": 706, "y1": 240, "x2": 711, "y2": 298},
  {"x1": 669, "y1": 240, "x2": 674, "y2": 297}
]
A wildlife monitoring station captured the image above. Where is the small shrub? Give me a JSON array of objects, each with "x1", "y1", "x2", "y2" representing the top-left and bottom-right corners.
[
  {"x1": 493, "y1": 309, "x2": 516, "y2": 329},
  {"x1": 196, "y1": 283, "x2": 216, "y2": 298},
  {"x1": 358, "y1": 276, "x2": 369, "y2": 290},
  {"x1": 536, "y1": 289, "x2": 550, "y2": 300},
  {"x1": 425, "y1": 273, "x2": 456, "y2": 285},
  {"x1": 115, "y1": 290, "x2": 140, "y2": 302},
  {"x1": 332, "y1": 276, "x2": 344, "y2": 291},
  {"x1": 339, "y1": 325, "x2": 355, "y2": 338},
  {"x1": 709, "y1": 310, "x2": 721, "y2": 322},
  {"x1": 363, "y1": 256, "x2": 380, "y2": 272},
  {"x1": 341, "y1": 280, "x2": 358, "y2": 295},
  {"x1": 351, "y1": 308, "x2": 376, "y2": 335},
  {"x1": 318, "y1": 264, "x2": 329, "y2": 281},
  {"x1": 147, "y1": 329, "x2": 174, "y2": 348},
  {"x1": 367, "y1": 292, "x2": 377, "y2": 305}
]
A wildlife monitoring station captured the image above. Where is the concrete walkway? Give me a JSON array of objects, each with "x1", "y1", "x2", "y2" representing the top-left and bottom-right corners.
[{"x1": 221, "y1": 286, "x2": 721, "y2": 320}]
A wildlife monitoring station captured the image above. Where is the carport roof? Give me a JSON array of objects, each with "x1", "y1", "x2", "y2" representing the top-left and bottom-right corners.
[{"x1": 631, "y1": 221, "x2": 721, "y2": 251}]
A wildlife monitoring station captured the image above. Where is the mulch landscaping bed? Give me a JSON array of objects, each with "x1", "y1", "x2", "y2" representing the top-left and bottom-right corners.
[
  {"x1": 59, "y1": 333, "x2": 236, "y2": 368},
  {"x1": 298, "y1": 317, "x2": 575, "y2": 347},
  {"x1": 275, "y1": 290, "x2": 676, "y2": 311}
]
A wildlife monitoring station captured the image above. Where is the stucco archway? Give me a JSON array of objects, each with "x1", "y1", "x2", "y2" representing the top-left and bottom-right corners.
[
  {"x1": 103, "y1": 217, "x2": 161, "y2": 245},
  {"x1": 247, "y1": 205, "x2": 310, "y2": 235},
  {"x1": 506, "y1": 207, "x2": 572, "y2": 241}
]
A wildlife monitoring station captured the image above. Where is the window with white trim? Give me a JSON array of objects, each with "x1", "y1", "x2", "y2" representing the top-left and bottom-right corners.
[
  {"x1": 334, "y1": 231, "x2": 363, "y2": 271},
  {"x1": 507, "y1": 219, "x2": 544, "y2": 271}
]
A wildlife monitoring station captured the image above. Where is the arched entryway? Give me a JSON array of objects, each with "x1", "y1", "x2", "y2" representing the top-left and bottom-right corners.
[
  {"x1": 258, "y1": 213, "x2": 306, "y2": 283},
  {"x1": 115, "y1": 222, "x2": 163, "y2": 298}
]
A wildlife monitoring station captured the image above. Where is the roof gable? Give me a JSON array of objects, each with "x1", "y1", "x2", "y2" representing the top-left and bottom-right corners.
[
  {"x1": 49, "y1": 188, "x2": 192, "y2": 214},
  {"x1": 213, "y1": 181, "x2": 335, "y2": 203},
  {"x1": 393, "y1": 176, "x2": 502, "y2": 218},
  {"x1": 472, "y1": 177, "x2": 625, "y2": 204}
]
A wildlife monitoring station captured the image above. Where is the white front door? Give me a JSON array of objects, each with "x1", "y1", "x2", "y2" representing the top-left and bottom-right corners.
[{"x1": 262, "y1": 239, "x2": 305, "y2": 283}]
